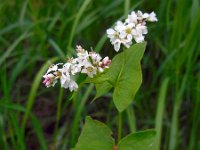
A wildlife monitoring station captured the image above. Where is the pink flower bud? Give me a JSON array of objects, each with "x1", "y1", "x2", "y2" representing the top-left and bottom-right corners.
[{"x1": 102, "y1": 56, "x2": 111, "y2": 67}]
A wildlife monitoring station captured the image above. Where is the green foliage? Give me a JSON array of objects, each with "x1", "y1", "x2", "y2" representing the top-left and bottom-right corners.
[
  {"x1": 118, "y1": 130, "x2": 156, "y2": 150},
  {"x1": 71, "y1": 116, "x2": 114, "y2": 150},
  {"x1": 72, "y1": 116, "x2": 156, "y2": 150},
  {"x1": 91, "y1": 43, "x2": 146, "y2": 112},
  {"x1": 0, "y1": 0, "x2": 199, "y2": 149},
  {"x1": 155, "y1": 78, "x2": 169, "y2": 149},
  {"x1": 22, "y1": 57, "x2": 59, "y2": 131}
]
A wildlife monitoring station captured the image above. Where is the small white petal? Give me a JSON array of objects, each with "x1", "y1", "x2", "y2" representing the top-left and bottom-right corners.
[
  {"x1": 147, "y1": 12, "x2": 158, "y2": 22},
  {"x1": 134, "y1": 34, "x2": 144, "y2": 43},
  {"x1": 127, "y1": 34, "x2": 133, "y2": 42},
  {"x1": 127, "y1": 23, "x2": 135, "y2": 28},
  {"x1": 68, "y1": 80, "x2": 78, "y2": 92},
  {"x1": 107, "y1": 28, "x2": 115, "y2": 35},
  {"x1": 114, "y1": 41, "x2": 121, "y2": 52},
  {"x1": 143, "y1": 13, "x2": 149, "y2": 19},
  {"x1": 119, "y1": 31, "x2": 126, "y2": 39}
]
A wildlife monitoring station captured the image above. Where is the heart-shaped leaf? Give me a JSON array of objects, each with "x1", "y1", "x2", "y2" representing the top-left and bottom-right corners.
[
  {"x1": 93, "y1": 82, "x2": 113, "y2": 100},
  {"x1": 118, "y1": 130, "x2": 156, "y2": 150},
  {"x1": 111, "y1": 42, "x2": 146, "y2": 112},
  {"x1": 93, "y1": 43, "x2": 146, "y2": 112},
  {"x1": 71, "y1": 116, "x2": 114, "y2": 150}
]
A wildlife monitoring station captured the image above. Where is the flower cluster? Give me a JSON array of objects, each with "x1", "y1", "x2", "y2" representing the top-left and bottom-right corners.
[
  {"x1": 43, "y1": 46, "x2": 111, "y2": 91},
  {"x1": 107, "y1": 10, "x2": 157, "y2": 51}
]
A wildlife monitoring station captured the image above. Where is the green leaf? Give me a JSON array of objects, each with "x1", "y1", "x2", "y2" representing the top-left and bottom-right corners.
[
  {"x1": 94, "y1": 82, "x2": 112, "y2": 100},
  {"x1": 112, "y1": 42, "x2": 146, "y2": 112},
  {"x1": 83, "y1": 70, "x2": 112, "y2": 101},
  {"x1": 84, "y1": 74, "x2": 110, "y2": 84},
  {"x1": 118, "y1": 130, "x2": 156, "y2": 150},
  {"x1": 71, "y1": 116, "x2": 114, "y2": 150},
  {"x1": 94, "y1": 43, "x2": 146, "y2": 112}
]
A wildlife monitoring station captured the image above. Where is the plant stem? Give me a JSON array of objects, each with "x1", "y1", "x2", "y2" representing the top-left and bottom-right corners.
[
  {"x1": 124, "y1": 0, "x2": 130, "y2": 16},
  {"x1": 126, "y1": 106, "x2": 136, "y2": 133},
  {"x1": 117, "y1": 112, "x2": 122, "y2": 143}
]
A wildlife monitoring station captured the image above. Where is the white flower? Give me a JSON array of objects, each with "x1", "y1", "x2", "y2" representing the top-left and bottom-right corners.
[
  {"x1": 68, "y1": 79, "x2": 78, "y2": 91},
  {"x1": 81, "y1": 63, "x2": 97, "y2": 78},
  {"x1": 107, "y1": 19, "x2": 134, "y2": 51},
  {"x1": 114, "y1": 21, "x2": 125, "y2": 32},
  {"x1": 60, "y1": 76, "x2": 78, "y2": 91},
  {"x1": 147, "y1": 12, "x2": 158, "y2": 22},
  {"x1": 76, "y1": 47, "x2": 89, "y2": 68},
  {"x1": 98, "y1": 56, "x2": 111, "y2": 72},
  {"x1": 43, "y1": 45, "x2": 111, "y2": 91},
  {"x1": 102, "y1": 56, "x2": 111, "y2": 68},
  {"x1": 133, "y1": 34, "x2": 145, "y2": 43},
  {"x1": 89, "y1": 52, "x2": 102, "y2": 64},
  {"x1": 107, "y1": 28, "x2": 121, "y2": 51},
  {"x1": 71, "y1": 64, "x2": 81, "y2": 75},
  {"x1": 62, "y1": 59, "x2": 81, "y2": 76},
  {"x1": 142, "y1": 13, "x2": 150, "y2": 19},
  {"x1": 126, "y1": 11, "x2": 138, "y2": 24},
  {"x1": 136, "y1": 10, "x2": 150, "y2": 21},
  {"x1": 76, "y1": 48, "x2": 89, "y2": 58},
  {"x1": 119, "y1": 23, "x2": 135, "y2": 42},
  {"x1": 107, "y1": 10, "x2": 157, "y2": 50},
  {"x1": 113, "y1": 39, "x2": 121, "y2": 51},
  {"x1": 60, "y1": 66, "x2": 70, "y2": 85},
  {"x1": 107, "y1": 27, "x2": 132, "y2": 51},
  {"x1": 60, "y1": 74, "x2": 70, "y2": 88},
  {"x1": 107, "y1": 28, "x2": 119, "y2": 40},
  {"x1": 136, "y1": 24, "x2": 148, "y2": 34}
]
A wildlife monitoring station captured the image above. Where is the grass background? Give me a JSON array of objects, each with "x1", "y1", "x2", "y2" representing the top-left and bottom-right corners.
[{"x1": 0, "y1": 0, "x2": 200, "y2": 149}]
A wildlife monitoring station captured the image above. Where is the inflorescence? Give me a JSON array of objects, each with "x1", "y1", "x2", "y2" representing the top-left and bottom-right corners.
[
  {"x1": 43, "y1": 10, "x2": 157, "y2": 91},
  {"x1": 43, "y1": 46, "x2": 111, "y2": 91},
  {"x1": 107, "y1": 10, "x2": 157, "y2": 51}
]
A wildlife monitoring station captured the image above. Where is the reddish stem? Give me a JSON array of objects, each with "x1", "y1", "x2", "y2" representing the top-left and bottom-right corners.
[{"x1": 114, "y1": 145, "x2": 118, "y2": 150}]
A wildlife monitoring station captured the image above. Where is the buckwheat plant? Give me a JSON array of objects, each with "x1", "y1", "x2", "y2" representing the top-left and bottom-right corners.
[{"x1": 43, "y1": 10, "x2": 157, "y2": 150}]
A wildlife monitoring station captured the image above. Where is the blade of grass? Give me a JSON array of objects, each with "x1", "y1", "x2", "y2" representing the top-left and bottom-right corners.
[
  {"x1": 21, "y1": 57, "x2": 59, "y2": 132},
  {"x1": 169, "y1": 9, "x2": 200, "y2": 150},
  {"x1": 155, "y1": 77, "x2": 169, "y2": 150},
  {"x1": 55, "y1": 122, "x2": 68, "y2": 150},
  {"x1": 30, "y1": 114, "x2": 48, "y2": 150},
  {"x1": 76, "y1": 8, "x2": 100, "y2": 33},
  {"x1": 189, "y1": 71, "x2": 200, "y2": 150},
  {"x1": 0, "y1": 64, "x2": 10, "y2": 101},
  {"x1": 9, "y1": 112, "x2": 26, "y2": 150},
  {"x1": 0, "y1": 102, "x2": 26, "y2": 112},
  {"x1": 7, "y1": 117, "x2": 17, "y2": 149},
  {"x1": 0, "y1": 31, "x2": 31, "y2": 66},
  {"x1": 67, "y1": 0, "x2": 92, "y2": 53},
  {"x1": 48, "y1": 38, "x2": 65, "y2": 59},
  {"x1": 0, "y1": 114, "x2": 9, "y2": 150},
  {"x1": 19, "y1": 0, "x2": 29, "y2": 23},
  {"x1": 9, "y1": 54, "x2": 28, "y2": 91}
]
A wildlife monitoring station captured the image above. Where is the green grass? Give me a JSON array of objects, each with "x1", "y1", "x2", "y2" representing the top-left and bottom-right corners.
[{"x1": 0, "y1": 0, "x2": 200, "y2": 149}]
